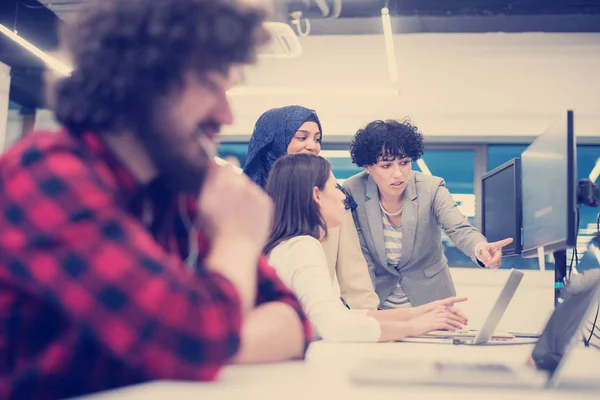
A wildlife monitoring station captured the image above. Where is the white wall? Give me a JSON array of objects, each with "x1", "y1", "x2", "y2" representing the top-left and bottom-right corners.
[
  {"x1": 34, "y1": 109, "x2": 61, "y2": 131},
  {"x1": 3, "y1": 109, "x2": 60, "y2": 152},
  {"x1": 224, "y1": 32, "x2": 600, "y2": 138},
  {"x1": 0, "y1": 62, "x2": 10, "y2": 151},
  {"x1": 24, "y1": 33, "x2": 600, "y2": 142},
  {"x1": 4, "y1": 110, "x2": 23, "y2": 150}
]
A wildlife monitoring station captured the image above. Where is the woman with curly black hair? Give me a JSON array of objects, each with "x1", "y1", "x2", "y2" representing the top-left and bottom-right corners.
[{"x1": 344, "y1": 119, "x2": 513, "y2": 309}]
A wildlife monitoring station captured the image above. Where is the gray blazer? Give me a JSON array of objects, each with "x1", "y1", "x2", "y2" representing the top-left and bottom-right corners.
[{"x1": 343, "y1": 171, "x2": 487, "y2": 307}]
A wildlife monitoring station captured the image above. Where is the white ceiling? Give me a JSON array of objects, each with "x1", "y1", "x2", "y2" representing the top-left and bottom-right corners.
[
  {"x1": 32, "y1": 0, "x2": 600, "y2": 139},
  {"x1": 226, "y1": 32, "x2": 600, "y2": 138}
]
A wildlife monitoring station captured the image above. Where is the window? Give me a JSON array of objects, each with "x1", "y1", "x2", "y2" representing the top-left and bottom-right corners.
[
  {"x1": 418, "y1": 149, "x2": 480, "y2": 268},
  {"x1": 217, "y1": 143, "x2": 248, "y2": 169},
  {"x1": 488, "y1": 144, "x2": 527, "y2": 171},
  {"x1": 219, "y1": 139, "x2": 598, "y2": 272},
  {"x1": 325, "y1": 153, "x2": 361, "y2": 180}
]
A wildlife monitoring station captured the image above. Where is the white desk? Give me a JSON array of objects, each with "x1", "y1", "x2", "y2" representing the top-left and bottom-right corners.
[
  {"x1": 77, "y1": 270, "x2": 599, "y2": 399},
  {"x1": 79, "y1": 341, "x2": 600, "y2": 400}
]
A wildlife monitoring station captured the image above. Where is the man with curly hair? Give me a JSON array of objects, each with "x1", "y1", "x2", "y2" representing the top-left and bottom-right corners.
[
  {"x1": 344, "y1": 119, "x2": 513, "y2": 309},
  {"x1": 0, "y1": 1, "x2": 311, "y2": 398}
]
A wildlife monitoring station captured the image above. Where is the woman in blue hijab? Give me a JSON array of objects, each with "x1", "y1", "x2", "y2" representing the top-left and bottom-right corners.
[
  {"x1": 244, "y1": 105, "x2": 380, "y2": 310},
  {"x1": 244, "y1": 106, "x2": 322, "y2": 189}
]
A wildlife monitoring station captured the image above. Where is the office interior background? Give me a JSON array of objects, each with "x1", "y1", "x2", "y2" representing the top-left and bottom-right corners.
[{"x1": 1, "y1": 0, "x2": 599, "y2": 272}]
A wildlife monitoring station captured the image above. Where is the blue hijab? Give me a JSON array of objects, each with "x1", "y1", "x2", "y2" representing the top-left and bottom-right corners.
[{"x1": 243, "y1": 105, "x2": 322, "y2": 189}]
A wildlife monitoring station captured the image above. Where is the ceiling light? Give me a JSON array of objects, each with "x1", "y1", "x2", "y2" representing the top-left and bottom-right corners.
[
  {"x1": 0, "y1": 24, "x2": 72, "y2": 76},
  {"x1": 381, "y1": 7, "x2": 398, "y2": 83},
  {"x1": 0, "y1": 21, "x2": 301, "y2": 79}
]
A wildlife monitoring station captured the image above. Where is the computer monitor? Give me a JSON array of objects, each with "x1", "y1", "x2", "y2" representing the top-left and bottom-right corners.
[
  {"x1": 481, "y1": 158, "x2": 522, "y2": 256},
  {"x1": 521, "y1": 110, "x2": 578, "y2": 258}
]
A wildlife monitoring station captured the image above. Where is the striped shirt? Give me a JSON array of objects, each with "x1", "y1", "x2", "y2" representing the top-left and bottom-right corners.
[{"x1": 380, "y1": 211, "x2": 413, "y2": 309}]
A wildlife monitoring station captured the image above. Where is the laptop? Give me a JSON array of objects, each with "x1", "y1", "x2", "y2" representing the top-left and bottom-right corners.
[
  {"x1": 407, "y1": 268, "x2": 524, "y2": 345},
  {"x1": 351, "y1": 279, "x2": 600, "y2": 389}
]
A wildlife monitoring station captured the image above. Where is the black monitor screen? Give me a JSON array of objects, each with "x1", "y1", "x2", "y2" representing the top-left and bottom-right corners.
[
  {"x1": 521, "y1": 111, "x2": 577, "y2": 258},
  {"x1": 481, "y1": 158, "x2": 522, "y2": 256}
]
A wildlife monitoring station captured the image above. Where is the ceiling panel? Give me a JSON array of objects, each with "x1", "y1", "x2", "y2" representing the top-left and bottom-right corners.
[
  {"x1": 37, "y1": 0, "x2": 600, "y2": 34},
  {"x1": 7, "y1": 0, "x2": 600, "y2": 109}
]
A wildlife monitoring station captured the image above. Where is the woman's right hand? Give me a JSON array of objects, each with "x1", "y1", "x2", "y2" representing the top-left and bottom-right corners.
[
  {"x1": 415, "y1": 296, "x2": 468, "y2": 314},
  {"x1": 406, "y1": 308, "x2": 465, "y2": 337},
  {"x1": 412, "y1": 296, "x2": 469, "y2": 324}
]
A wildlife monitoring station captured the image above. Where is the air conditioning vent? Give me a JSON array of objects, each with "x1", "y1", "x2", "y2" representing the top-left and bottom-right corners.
[{"x1": 259, "y1": 22, "x2": 302, "y2": 58}]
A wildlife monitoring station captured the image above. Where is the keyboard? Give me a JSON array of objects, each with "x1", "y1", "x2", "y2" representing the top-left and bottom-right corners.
[
  {"x1": 424, "y1": 329, "x2": 476, "y2": 337},
  {"x1": 424, "y1": 329, "x2": 515, "y2": 339},
  {"x1": 435, "y1": 362, "x2": 515, "y2": 374}
]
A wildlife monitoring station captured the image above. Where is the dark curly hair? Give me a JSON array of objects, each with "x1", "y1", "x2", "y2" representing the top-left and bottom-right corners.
[
  {"x1": 50, "y1": 0, "x2": 268, "y2": 135},
  {"x1": 349, "y1": 119, "x2": 425, "y2": 167}
]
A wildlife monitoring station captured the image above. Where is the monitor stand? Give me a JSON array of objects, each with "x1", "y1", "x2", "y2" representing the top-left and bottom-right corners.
[
  {"x1": 537, "y1": 247, "x2": 566, "y2": 307},
  {"x1": 537, "y1": 247, "x2": 546, "y2": 271},
  {"x1": 554, "y1": 250, "x2": 568, "y2": 307}
]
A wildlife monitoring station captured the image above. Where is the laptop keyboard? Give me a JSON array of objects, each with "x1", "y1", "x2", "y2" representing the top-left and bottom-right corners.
[
  {"x1": 426, "y1": 329, "x2": 475, "y2": 336},
  {"x1": 435, "y1": 363, "x2": 514, "y2": 374}
]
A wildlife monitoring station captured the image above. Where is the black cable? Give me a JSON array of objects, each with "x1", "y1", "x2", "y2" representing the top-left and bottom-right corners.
[
  {"x1": 567, "y1": 207, "x2": 581, "y2": 282},
  {"x1": 585, "y1": 302, "x2": 599, "y2": 347},
  {"x1": 568, "y1": 248, "x2": 576, "y2": 282},
  {"x1": 585, "y1": 322, "x2": 596, "y2": 330},
  {"x1": 584, "y1": 325, "x2": 600, "y2": 341},
  {"x1": 588, "y1": 213, "x2": 600, "y2": 348}
]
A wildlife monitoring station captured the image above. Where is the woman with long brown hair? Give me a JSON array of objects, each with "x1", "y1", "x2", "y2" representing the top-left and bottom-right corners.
[{"x1": 265, "y1": 153, "x2": 469, "y2": 342}]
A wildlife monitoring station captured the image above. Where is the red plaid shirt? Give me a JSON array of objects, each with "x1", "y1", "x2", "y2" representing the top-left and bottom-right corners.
[{"x1": 0, "y1": 129, "x2": 311, "y2": 400}]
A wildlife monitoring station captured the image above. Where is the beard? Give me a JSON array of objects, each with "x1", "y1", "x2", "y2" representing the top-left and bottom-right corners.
[{"x1": 137, "y1": 120, "x2": 215, "y2": 195}]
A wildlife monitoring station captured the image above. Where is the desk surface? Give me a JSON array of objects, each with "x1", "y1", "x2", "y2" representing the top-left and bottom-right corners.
[
  {"x1": 78, "y1": 341, "x2": 600, "y2": 400},
  {"x1": 75, "y1": 269, "x2": 596, "y2": 399}
]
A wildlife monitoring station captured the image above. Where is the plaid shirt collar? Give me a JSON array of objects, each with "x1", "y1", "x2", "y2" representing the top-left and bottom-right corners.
[
  {"x1": 79, "y1": 129, "x2": 154, "y2": 205},
  {"x1": 77, "y1": 129, "x2": 203, "y2": 258}
]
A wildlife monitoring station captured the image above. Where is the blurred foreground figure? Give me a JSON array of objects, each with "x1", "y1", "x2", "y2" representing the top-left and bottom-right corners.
[{"x1": 0, "y1": 1, "x2": 311, "y2": 399}]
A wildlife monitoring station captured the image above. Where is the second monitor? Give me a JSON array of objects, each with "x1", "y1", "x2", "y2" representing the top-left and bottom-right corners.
[{"x1": 481, "y1": 158, "x2": 522, "y2": 256}]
